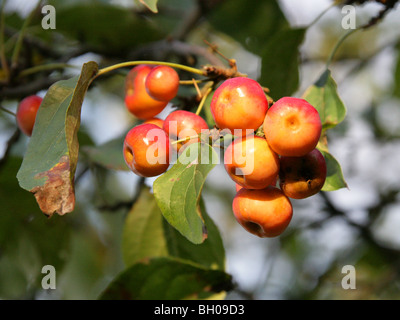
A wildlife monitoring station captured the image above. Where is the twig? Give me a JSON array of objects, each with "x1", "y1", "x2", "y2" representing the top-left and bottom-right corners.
[
  {"x1": 0, "y1": 105, "x2": 16, "y2": 117},
  {"x1": 0, "y1": 75, "x2": 67, "y2": 99},
  {"x1": 97, "y1": 177, "x2": 146, "y2": 212},
  {"x1": 127, "y1": 39, "x2": 226, "y2": 68}
]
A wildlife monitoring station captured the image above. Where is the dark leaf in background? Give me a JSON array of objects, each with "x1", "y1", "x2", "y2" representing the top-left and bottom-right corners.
[
  {"x1": 259, "y1": 28, "x2": 306, "y2": 100},
  {"x1": 81, "y1": 135, "x2": 130, "y2": 171},
  {"x1": 208, "y1": 0, "x2": 289, "y2": 55},
  {"x1": 98, "y1": 257, "x2": 233, "y2": 300},
  {"x1": 54, "y1": 3, "x2": 164, "y2": 54},
  {"x1": 122, "y1": 187, "x2": 226, "y2": 270},
  {"x1": 0, "y1": 157, "x2": 71, "y2": 299}
]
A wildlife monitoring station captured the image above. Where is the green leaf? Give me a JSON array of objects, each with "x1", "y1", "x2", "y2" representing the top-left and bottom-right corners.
[
  {"x1": 153, "y1": 143, "x2": 218, "y2": 244},
  {"x1": 122, "y1": 187, "x2": 226, "y2": 270},
  {"x1": 163, "y1": 197, "x2": 225, "y2": 270},
  {"x1": 98, "y1": 257, "x2": 233, "y2": 300},
  {"x1": 259, "y1": 28, "x2": 306, "y2": 100},
  {"x1": 318, "y1": 149, "x2": 348, "y2": 192},
  {"x1": 54, "y1": 3, "x2": 163, "y2": 54},
  {"x1": 139, "y1": 0, "x2": 159, "y2": 13},
  {"x1": 122, "y1": 187, "x2": 169, "y2": 267},
  {"x1": 81, "y1": 135, "x2": 130, "y2": 171},
  {"x1": 208, "y1": 0, "x2": 289, "y2": 55},
  {"x1": 302, "y1": 69, "x2": 347, "y2": 131},
  {"x1": 17, "y1": 61, "x2": 98, "y2": 217}
]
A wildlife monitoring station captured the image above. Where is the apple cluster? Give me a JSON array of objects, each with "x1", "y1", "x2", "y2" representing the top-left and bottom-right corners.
[
  {"x1": 211, "y1": 77, "x2": 327, "y2": 238},
  {"x1": 122, "y1": 67, "x2": 327, "y2": 238},
  {"x1": 14, "y1": 64, "x2": 327, "y2": 240},
  {"x1": 123, "y1": 64, "x2": 209, "y2": 177}
]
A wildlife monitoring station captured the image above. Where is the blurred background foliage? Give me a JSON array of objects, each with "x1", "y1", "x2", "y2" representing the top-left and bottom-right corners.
[{"x1": 0, "y1": 0, "x2": 400, "y2": 299}]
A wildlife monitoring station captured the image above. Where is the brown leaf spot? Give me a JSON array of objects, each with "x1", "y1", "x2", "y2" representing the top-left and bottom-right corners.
[{"x1": 31, "y1": 155, "x2": 75, "y2": 217}]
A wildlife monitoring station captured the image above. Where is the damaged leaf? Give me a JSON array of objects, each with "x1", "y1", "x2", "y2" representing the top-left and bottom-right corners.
[{"x1": 17, "y1": 61, "x2": 98, "y2": 217}]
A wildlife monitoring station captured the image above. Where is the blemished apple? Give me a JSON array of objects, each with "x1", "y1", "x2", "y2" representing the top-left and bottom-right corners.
[
  {"x1": 123, "y1": 123, "x2": 171, "y2": 177},
  {"x1": 224, "y1": 135, "x2": 279, "y2": 189},
  {"x1": 210, "y1": 77, "x2": 269, "y2": 136},
  {"x1": 145, "y1": 65, "x2": 180, "y2": 102},
  {"x1": 16, "y1": 95, "x2": 43, "y2": 136},
  {"x1": 232, "y1": 186, "x2": 293, "y2": 238},
  {"x1": 279, "y1": 148, "x2": 327, "y2": 199},
  {"x1": 125, "y1": 65, "x2": 168, "y2": 120},
  {"x1": 263, "y1": 97, "x2": 322, "y2": 157},
  {"x1": 163, "y1": 110, "x2": 209, "y2": 152}
]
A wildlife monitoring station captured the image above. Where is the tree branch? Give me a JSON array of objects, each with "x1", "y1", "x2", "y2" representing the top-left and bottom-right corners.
[{"x1": 127, "y1": 39, "x2": 226, "y2": 68}]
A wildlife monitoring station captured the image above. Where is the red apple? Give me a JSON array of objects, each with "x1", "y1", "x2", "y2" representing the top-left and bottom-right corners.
[
  {"x1": 233, "y1": 187, "x2": 293, "y2": 238},
  {"x1": 145, "y1": 65, "x2": 180, "y2": 102},
  {"x1": 123, "y1": 123, "x2": 171, "y2": 177},
  {"x1": 16, "y1": 95, "x2": 43, "y2": 136},
  {"x1": 224, "y1": 135, "x2": 279, "y2": 189},
  {"x1": 144, "y1": 117, "x2": 164, "y2": 129},
  {"x1": 263, "y1": 97, "x2": 322, "y2": 157},
  {"x1": 163, "y1": 110, "x2": 209, "y2": 152},
  {"x1": 125, "y1": 65, "x2": 168, "y2": 120},
  {"x1": 210, "y1": 77, "x2": 269, "y2": 136}
]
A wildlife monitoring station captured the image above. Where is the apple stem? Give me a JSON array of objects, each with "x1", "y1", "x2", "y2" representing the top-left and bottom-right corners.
[
  {"x1": 171, "y1": 134, "x2": 200, "y2": 145},
  {"x1": 195, "y1": 86, "x2": 213, "y2": 116},
  {"x1": 96, "y1": 60, "x2": 207, "y2": 78},
  {"x1": 179, "y1": 78, "x2": 213, "y2": 85}
]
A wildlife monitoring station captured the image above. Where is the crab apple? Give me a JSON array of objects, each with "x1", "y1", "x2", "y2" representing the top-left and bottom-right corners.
[
  {"x1": 210, "y1": 77, "x2": 269, "y2": 136},
  {"x1": 235, "y1": 175, "x2": 278, "y2": 192},
  {"x1": 263, "y1": 97, "x2": 322, "y2": 157},
  {"x1": 145, "y1": 65, "x2": 180, "y2": 102},
  {"x1": 163, "y1": 110, "x2": 209, "y2": 152},
  {"x1": 144, "y1": 117, "x2": 164, "y2": 129},
  {"x1": 124, "y1": 65, "x2": 168, "y2": 120},
  {"x1": 224, "y1": 135, "x2": 279, "y2": 189},
  {"x1": 232, "y1": 187, "x2": 293, "y2": 238},
  {"x1": 279, "y1": 148, "x2": 327, "y2": 199},
  {"x1": 123, "y1": 123, "x2": 171, "y2": 177},
  {"x1": 16, "y1": 95, "x2": 43, "y2": 136}
]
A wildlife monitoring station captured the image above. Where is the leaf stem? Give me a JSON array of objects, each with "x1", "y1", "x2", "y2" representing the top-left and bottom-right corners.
[
  {"x1": 96, "y1": 60, "x2": 207, "y2": 79},
  {"x1": 326, "y1": 28, "x2": 360, "y2": 68}
]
